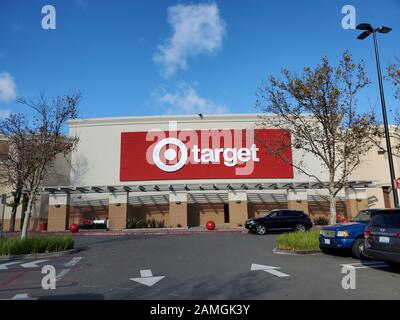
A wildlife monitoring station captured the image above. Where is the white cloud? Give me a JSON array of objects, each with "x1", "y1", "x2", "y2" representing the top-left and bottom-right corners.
[
  {"x1": 155, "y1": 83, "x2": 228, "y2": 115},
  {"x1": 0, "y1": 72, "x2": 16, "y2": 103},
  {"x1": 154, "y1": 3, "x2": 225, "y2": 77}
]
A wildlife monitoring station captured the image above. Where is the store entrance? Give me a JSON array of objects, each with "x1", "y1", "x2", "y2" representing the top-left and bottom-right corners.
[{"x1": 224, "y1": 203, "x2": 230, "y2": 223}]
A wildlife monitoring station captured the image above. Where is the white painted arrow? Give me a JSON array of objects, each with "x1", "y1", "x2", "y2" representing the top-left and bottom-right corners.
[
  {"x1": 130, "y1": 269, "x2": 165, "y2": 287},
  {"x1": 0, "y1": 261, "x2": 23, "y2": 270},
  {"x1": 251, "y1": 263, "x2": 290, "y2": 277},
  {"x1": 251, "y1": 263, "x2": 276, "y2": 271},
  {"x1": 20, "y1": 259, "x2": 49, "y2": 268}
]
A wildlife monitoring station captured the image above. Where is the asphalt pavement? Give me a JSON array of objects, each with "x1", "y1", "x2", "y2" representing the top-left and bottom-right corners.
[{"x1": 0, "y1": 232, "x2": 399, "y2": 300}]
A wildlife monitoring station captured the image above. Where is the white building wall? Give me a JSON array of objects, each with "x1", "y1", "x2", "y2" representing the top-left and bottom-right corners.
[{"x1": 68, "y1": 114, "x2": 329, "y2": 187}]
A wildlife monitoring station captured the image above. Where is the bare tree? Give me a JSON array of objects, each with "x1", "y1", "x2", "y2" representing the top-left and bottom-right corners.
[
  {"x1": 387, "y1": 62, "x2": 400, "y2": 156},
  {"x1": 370, "y1": 61, "x2": 400, "y2": 157},
  {"x1": 387, "y1": 61, "x2": 400, "y2": 100},
  {"x1": 0, "y1": 114, "x2": 36, "y2": 232},
  {"x1": 0, "y1": 93, "x2": 80, "y2": 238},
  {"x1": 256, "y1": 52, "x2": 378, "y2": 225}
]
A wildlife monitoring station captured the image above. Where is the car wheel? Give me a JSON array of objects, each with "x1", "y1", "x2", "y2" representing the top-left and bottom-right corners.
[
  {"x1": 295, "y1": 224, "x2": 306, "y2": 232},
  {"x1": 255, "y1": 224, "x2": 267, "y2": 235},
  {"x1": 351, "y1": 238, "x2": 366, "y2": 259}
]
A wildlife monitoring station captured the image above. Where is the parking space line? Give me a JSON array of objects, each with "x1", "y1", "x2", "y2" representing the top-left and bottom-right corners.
[
  {"x1": 64, "y1": 257, "x2": 83, "y2": 267},
  {"x1": 56, "y1": 269, "x2": 71, "y2": 281},
  {"x1": 340, "y1": 261, "x2": 388, "y2": 269},
  {"x1": 263, "y1": 269, "x2": 290, "y2": 277}
]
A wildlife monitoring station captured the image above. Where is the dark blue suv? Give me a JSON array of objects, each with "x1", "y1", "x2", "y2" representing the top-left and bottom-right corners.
[{"x1": 319, "y1": 209, "x2": 378, "y2": 259}]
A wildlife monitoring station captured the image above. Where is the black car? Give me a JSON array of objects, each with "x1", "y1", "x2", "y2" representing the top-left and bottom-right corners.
[
  {"x1": 245, "y1": 209, "x2": 313, "y2": 235},
  {"x1": 364, "y1": 209, "x2": 400, "y2": 267}
]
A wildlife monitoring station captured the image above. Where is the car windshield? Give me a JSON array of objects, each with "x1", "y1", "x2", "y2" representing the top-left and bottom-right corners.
[
  {"x1": 351, "y1": 211, "x2": 370, "y2": 222},
  {"x1": 372, "y1": 212, "x2": 400, "y2": 228}
]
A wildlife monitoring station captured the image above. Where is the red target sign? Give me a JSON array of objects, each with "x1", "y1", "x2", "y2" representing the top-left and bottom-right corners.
[{"x1": 120, "y1": 129, "x2": 293, "y2": 181}]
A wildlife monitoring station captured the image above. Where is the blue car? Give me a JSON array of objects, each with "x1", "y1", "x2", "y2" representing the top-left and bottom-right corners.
[{"x1": 319, "y1": 209, "x2": 379, "y2": 259}]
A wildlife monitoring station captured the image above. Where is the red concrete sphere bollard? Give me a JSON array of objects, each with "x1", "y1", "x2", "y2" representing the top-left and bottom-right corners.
[
  {"x1": 206, "y1": 221, "x2": 216, "y2": 231},
  {"x1": 70, "y1": 223, "x2": 79, "y2": 233}
]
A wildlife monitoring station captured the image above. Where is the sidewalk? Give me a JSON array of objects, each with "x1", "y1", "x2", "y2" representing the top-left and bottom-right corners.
[{"x1": 1, "y1": 226, "x2": 248, "y2": 237}]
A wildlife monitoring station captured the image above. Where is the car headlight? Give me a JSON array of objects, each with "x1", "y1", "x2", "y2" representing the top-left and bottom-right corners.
[{"x1": 337, "y1": 231, "x2": 349, "y2": 237}]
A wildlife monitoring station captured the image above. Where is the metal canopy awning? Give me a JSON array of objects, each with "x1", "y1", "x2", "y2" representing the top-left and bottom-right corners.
[{"x1": 41, "y1": 180, "x2": 375, "y2": 194}]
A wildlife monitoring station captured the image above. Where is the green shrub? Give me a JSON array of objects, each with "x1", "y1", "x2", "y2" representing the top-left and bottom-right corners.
[
  {"x1": 156, "y1": 220, "x2": 165, "y2": 228},
  {"x1": 313, "y1": 216, "x2": 329, "y2": 226},
  {"x1": 126, "y1": 218, "x2": 138, "y2": 229},
  {"x1": 148, "y1": 218, "x2": 157, "y2": 228},
  {"x1": 276, "y1": 230, "x2": 320, "y2": 251},
  {"x1": 135, "y1": 219, "x2": 147, "y2": 228},
  {"x1": 0, "y1": 236, "x2": 74, "y2": 256},
  {"x1": 126, "y1": 217, "x2": 165, "y2": 229}
]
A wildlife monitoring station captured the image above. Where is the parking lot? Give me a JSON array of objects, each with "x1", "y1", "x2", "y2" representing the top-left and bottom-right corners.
[{"x1": 0, "y1": 232, "x2": 400, "y2": 300}]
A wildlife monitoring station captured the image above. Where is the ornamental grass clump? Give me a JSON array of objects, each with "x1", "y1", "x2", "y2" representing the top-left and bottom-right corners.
[
  {"x1": 276, "y1": 230, "x2": 320, "y2": 251},
  {"x1": 0, "y1": 236, "x2": 74, "y2": 256}
]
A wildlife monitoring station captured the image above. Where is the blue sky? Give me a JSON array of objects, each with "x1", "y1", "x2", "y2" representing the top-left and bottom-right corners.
[{"x1": 0, "y1": 0, "x2": 399, "y2": 121}]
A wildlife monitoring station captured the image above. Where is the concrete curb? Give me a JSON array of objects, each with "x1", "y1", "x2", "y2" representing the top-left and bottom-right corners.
[
  {"x1": 3, "y1": 228, "x2": 247, "y2": 237},
  {"x1": 0, "y1": 248, "x2": 80, "y2": 262},
  {"x1": 273, "y1": 247, "x2": 322, "y2": 255},
  {"x1": 75, "y1": 229, "x2": 247, "y2": 236}
]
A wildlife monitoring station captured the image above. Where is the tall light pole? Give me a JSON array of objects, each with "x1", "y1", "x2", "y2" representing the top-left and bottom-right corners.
[{"x1": 356, "y1": 23, "x2": 399, "y2": 208}]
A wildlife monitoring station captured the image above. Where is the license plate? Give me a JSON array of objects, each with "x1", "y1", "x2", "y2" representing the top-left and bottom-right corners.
[
  {"x1": 324, "y1": 239, "x2": 331, "y2": 245},
  {"x1": 379, "y1": 236, "x2": 390, "y2": 244}
]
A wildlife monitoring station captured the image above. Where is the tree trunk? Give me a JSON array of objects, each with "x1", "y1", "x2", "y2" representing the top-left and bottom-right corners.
[
  {"x1": 9, "y1": 188, "x2": 22, "y2": 232},
  {"x1": 329, "y1": 192, "x2": 337, "y2": 225},
  {"x1": 20, "y1": 193, "x2": 34, "y2": 239}
]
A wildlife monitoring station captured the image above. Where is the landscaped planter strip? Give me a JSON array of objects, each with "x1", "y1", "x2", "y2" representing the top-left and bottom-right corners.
[
  {"x1": 273, "y1": 248, "x2": 321, "y2": 255},
  {"x1": 0, "y1": 248, "x2": 80, "y2": 262},
  {"x1": 0, "y1": 236, "x2": 74, "y2": 257}
]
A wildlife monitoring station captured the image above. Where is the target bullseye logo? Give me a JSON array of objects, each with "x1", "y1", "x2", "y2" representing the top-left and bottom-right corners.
[{"x1": 152, "y1": 138, "x2": 188, "y2": 172}]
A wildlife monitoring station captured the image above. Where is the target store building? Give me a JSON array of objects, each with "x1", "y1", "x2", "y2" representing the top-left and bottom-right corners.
[{"x1": 3, "y1": 113, "x2": 395, "y2": 232}]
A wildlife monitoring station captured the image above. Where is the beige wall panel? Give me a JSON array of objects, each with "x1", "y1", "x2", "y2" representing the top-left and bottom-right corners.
[
  {"x1": 288, "y1": 200, "x2": 309, "y2": 214},
  {"x1": 169, "y1": 202, "x2": 187, "y2": 228},
  {"x1": 346, "y1": 199, "x2": 368, "y2": 219},
  {"x1": 229, "y1": 201, "x2": 248, "y2": 227},
  {"x1": 47, "y1": 205, "x2": 70, "y2": 231},
  {"x1": 367, "y1": 187, "x2": 385, "y2": 209},
  {"x1": 108, "y1": 203, "x2": 128, "y2": 230}
]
